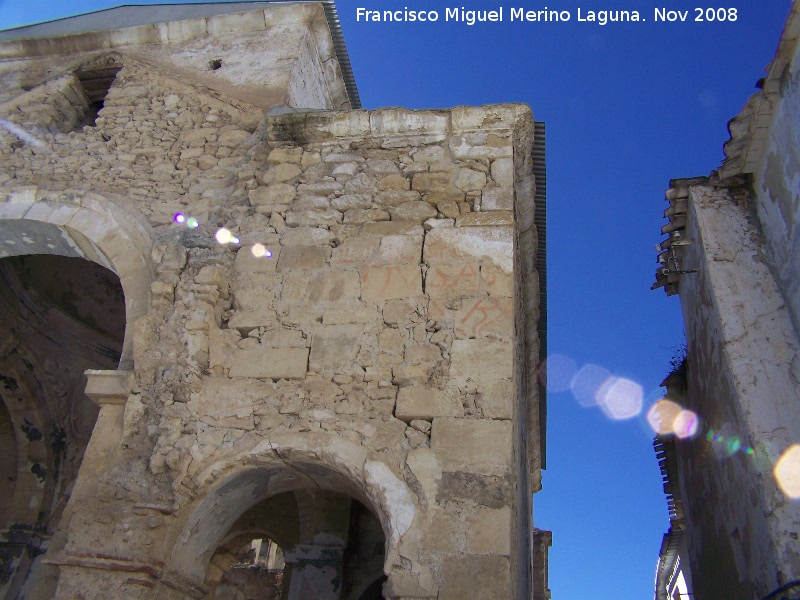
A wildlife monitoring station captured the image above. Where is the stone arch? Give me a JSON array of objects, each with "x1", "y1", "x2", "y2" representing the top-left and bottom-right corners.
[
  {"x1": 0, "y1": 187, "x2": 154, "y2": 367},
  {"x1": 0, "y1": 188, "x2": 153, "y2": 598},
  {"x1": 168, "y1": 433, "x2": 415, "y2": 594}
]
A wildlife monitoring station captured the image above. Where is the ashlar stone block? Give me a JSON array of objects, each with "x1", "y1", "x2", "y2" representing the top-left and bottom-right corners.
[
  {"x1": 361, "y1": 264, "x2": 422, "y2": 301},
  {"x1": 454, "y1": 297, "x2": 513, "y2": 340},
  {"x1": 276, "y1": 245, "x2": 331, "y2": 271},
  {"x1": 228, "y1": 346, "x2": 309, "y2": 379},
  {"x1": 439, "y1": 555, "x2": 511, "y2": 600},
  {"x1": 431, "y1": 418, "x2": 512, "y2": 474},
  {"x1": 309, "y1": 324, "x2": 362, "y2": 371},
  {"x1": 424, "y1": 226, "x2": 513, "y2": 273},
  {"x1": 395, "y1": 387, "x2": 462, "y2": 421},
  {"x1": 449, "y1": 338, "x2": 512, "y2": 385},
  {"x1": 424, "y1": 262, "x2": 480, "y2": 302},
  {"x1": 480, "y1": 186, "x2": 513, "y2": 211},
  {"x1": 465, "y1": 507, "x2": 511, "y2": 555}
]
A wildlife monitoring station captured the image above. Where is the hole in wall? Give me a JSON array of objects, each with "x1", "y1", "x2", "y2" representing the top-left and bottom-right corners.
[
  {"x1": 209, "y1": 58, "x2": 223, "y2": 71},
  {"x1": 75, "y1": 66, "x2": 122, "y2": 128}
]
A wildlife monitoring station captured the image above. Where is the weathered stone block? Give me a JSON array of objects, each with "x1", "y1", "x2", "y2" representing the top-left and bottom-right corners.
[
  {"x1": 439, "y1": 556, "x2": 511, "y2": 600},
  {"x1": 376, "y1": 190, "x2": 421, "y2": 207},
  {"x1": 378, "y1": 328, "x2": 406, "y2": 354},
  {"x1": 285, "y1": 208, "x2": 343, "y2": 227},
  {"x1": 404, "y1": 343, "x2": 441, "y2": 365},
  {"x1": 424, "y1": 262, "x2": 480, "y2": 302},
  {"x1": 436, "y1": 471, "x2": 511, "y2": 508},
  {"x1": 331, "y1": 236, "x2": 381, "y2": 266},
  {"x1": 217, "y1": 130, "x2": 250, "y2": 148},
  {"x1": 235, "y1": 245, "x2": 280, "y2": 273},
  {"x1": 465, "y1": 507, "x2": 511, "y2": 554},
  {"x1": 228, "y1": 346, "x2": 309, "y2": 379},
  {"x1": 454, "y1": 168, "x2": 486, "y2": 191},
  {"x1": 449, "y1": 338, "x2": 512, "y2": 385},
  {"x1": 309, "y1": 324, "x2": 362, "y2": 371},
  {"x1": 481, "y1": 186, "x2": 513, "y2": 211},
  {"x1": 280, "y1": 226, "x2": 332, "y2": 246},
  {"x1": 480, "y1": 264, "x2": 513, "y2": 297},
  {"x1": 388, "y1": 201, "x2": 438, "y2": 223},
  {"x1": 267, "y1": 147, "x2": 303, "y2": 164},
  {"x1": 383, "y1": 299, "x2": 416, "y2": 325},
  {"x1": 377, "y1": 234, "x2": 423, "y2": 265},
  {"x1": 395, "y1": 387, "x2": 462, "y2": 421},
  {"x1": 331, "y1": 194, "x2": 372, "y2": 210},
  {"x1": 361, "y1": 265, "x2": 422, "y2": 301},
  {"x1": 412, "y1": 171, "x2": 452, "y2": 193},
  {"x1": 263, "y1": 328, "x2": 305, "y2": 347},
  {"x1": 361, "y1": 221, "x2": 421, "y2": 236},
  {"x1": 276, "y1": 245, "x2": 331, "y2": 271},
  {"x1": 490, "y1": 157, "x2": 514, "y2": 187},
  {"x1": 450, "y1": 133, "x2": 513, "y2": 160},
  {"x1": 344, "y1": 208, "x2": 390, "y2": 224},
  {"x1": 228, "y1": 310, "x2": 279, "y2": 333},
  {"x1": 249, "y1": 183, "x2": 295, "y2": 213},
  {"x1": 232, "y1": 274, "x2": 278, "y2": 311},
  {"x1": 454, "y1": 297, "x2": 513, "y2": 339},
  {"x1": 306, "y1": 271, "x2": 360, "y2": 304},
  {"x1": 431, "y1": 418, "x2": 512, "y2": 473},
  {"x1": 259, "y1": 163, "x2": 302, "y2": 184},
  {"x1": 456, "y1": 211, "x2": 514, "y2": 227},
  {"x1": 424, "y1": 226, "x2": 513, "y2": 273},
  {"x1": 378, "y1": 173, "x2": 410, "y2": 191}
]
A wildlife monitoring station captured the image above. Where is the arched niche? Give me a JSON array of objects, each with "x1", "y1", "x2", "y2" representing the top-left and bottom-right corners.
[{"x1": 0, "y1": 188, "x2": 154, "y2": 368}]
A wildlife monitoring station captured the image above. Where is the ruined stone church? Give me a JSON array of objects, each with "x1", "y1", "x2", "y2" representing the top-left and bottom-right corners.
[{"x1": 0, "y1": 2, "x2": 548, "y2": 599}]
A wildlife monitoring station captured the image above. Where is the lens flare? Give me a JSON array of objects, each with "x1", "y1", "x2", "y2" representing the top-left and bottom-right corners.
[
  {"x1": 571, "y1": 364, "x2": 611, "y2": 408},
  {"x1": 596, "y1": 377, "x2": 643, "y2": 420},
  {"x1": 706, "y1": 427, "x2": 757, "y2": 458},
  {"x1": 251, "y1": 243, "x2": 266, "y2": 258},
  {"x1": 647, "y1": 399, "x2": 683, "y2": 435},
  {"x1": 542, "y1": 354, "x2": 577, "y2": 392},
  {"x1": 0, "y1": 118, "x2": 48, "y2": 151},
  {"x1": 673, "y1": 409, "x2": 699, "y2": 439},
  {"x1": 187, "y1": 217, "x2": 199, "y2": 229},
  {"x1": 215, "y1": 228, "x2": 233, "y2": 244},
  {"x1": 174, "y1": 213, "x2": 186, "y2": 224},
  {"x1": 774, "y1": 444, "x2": 800, "y2": 499}
]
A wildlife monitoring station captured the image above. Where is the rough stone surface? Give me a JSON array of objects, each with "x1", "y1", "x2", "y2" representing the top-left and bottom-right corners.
[{"x1": 0, "y1": 14, "x2": 542, "y2": 600}]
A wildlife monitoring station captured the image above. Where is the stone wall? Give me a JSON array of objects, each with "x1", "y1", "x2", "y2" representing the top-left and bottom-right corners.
[
  {"x1": 658, "y1": 179, "x2": 800, "y2": 599},
  {"x1": 753, "y1": 38, "x2": 800, "y2": 335},
  {"x1": 653, "y1": 9, "x2": 800, "y2": 596},
  {"x1": 0, "y1": 42, "x2": 541, "y2": 599}
]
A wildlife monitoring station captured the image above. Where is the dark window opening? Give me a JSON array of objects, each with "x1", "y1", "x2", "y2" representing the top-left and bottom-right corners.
[{"x1": 75, "y1": 67, "x2": 121, "y2": 127}]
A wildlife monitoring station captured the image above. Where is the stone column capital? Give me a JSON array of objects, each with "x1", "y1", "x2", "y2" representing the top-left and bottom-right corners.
[{"x1": 84, "y1": 369, "x2": 131, "y2": 406}]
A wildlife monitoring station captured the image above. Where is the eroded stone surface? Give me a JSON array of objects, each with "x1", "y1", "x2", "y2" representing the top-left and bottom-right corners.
[{"x1": 0, "y1": 19, "x2": 541, "y2": 597}]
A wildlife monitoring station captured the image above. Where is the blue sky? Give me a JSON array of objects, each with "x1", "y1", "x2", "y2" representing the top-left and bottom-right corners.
[{"x1": 0, "y1": 0, "x2": 793, "y2": 597}]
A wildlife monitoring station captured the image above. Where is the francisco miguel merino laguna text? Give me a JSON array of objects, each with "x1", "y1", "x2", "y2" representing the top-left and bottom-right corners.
[
  {"x1": 355, "y1": 7, "x2": 739, "y2": 25},
  {"x1": 355, "y1": 7, "x2": 639, "y2": 25}
]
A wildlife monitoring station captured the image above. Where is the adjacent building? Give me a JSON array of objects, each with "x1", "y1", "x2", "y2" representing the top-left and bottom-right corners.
[{"x1": 653, "y1": 2, "x2": 800, "y2": 598}]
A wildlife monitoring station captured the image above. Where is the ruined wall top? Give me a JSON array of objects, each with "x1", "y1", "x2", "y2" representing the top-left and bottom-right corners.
[
  {"x1": 719, "y1": 0, "x2": 800, "y2": 179},
  {"x1": 0, "y1": 2, "x2": 358, "y2": 110}
]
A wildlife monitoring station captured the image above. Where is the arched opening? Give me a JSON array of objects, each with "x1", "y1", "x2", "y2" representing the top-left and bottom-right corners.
[
  {"x1": 0, "y1": 254, "x2": 125, "y2": 598},
  {"x1": 204, "y1": 491, "x2": 386, "y2": 600},
  {"x1": 174, "y1": 462, "x2": 390, "y2": 600},
  {"x1": 207, "y1": 534, "x2": 286, "y2": 600}
]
